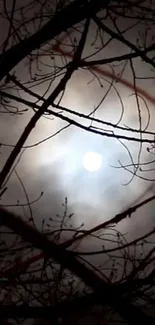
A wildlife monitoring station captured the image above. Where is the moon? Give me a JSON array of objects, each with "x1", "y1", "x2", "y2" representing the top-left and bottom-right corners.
[{"x1": 83, "y1": 151, "x2": 102, "y2": 172}]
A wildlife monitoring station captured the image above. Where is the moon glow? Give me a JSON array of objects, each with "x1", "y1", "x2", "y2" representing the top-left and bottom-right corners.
[{"x1": 83, "y1": 151, "x2": 102, "y2": 172}]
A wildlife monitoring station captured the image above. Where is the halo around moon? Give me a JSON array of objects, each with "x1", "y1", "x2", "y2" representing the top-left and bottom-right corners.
[{"x1": 83, "y1": 151, "x2": 102, "y2": 172}]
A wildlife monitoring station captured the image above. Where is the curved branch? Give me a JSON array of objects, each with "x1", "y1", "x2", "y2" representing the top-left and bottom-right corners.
[
  {"x1": 0, "y1": 207, "x2": 154, "y2": 325},
  {"x1": 0, "y1": 0, "x2": 107, "y2": 81}
]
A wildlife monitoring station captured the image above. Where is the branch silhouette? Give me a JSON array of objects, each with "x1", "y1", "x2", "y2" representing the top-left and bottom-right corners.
[{"x1": 0, "y1": 206, "x2": 154, "y2": 325}]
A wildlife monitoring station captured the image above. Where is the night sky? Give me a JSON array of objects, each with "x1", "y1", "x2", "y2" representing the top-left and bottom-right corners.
[{"x1": 1, "y1": 1, "x2": 155, "y2": 323}]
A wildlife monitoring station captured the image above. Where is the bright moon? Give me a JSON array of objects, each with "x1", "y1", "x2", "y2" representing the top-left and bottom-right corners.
[{"x1": 83, "y1": 151, "x2": 102, "y2": 172}]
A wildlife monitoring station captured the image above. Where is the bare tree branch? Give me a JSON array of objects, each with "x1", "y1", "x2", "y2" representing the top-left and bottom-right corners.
[
  {"x1": 0, "y1": 207, "x2": 154, "y2": 325},
  {"x1": 0, "y1": 0, "x2": 109, "y2": 82}
]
